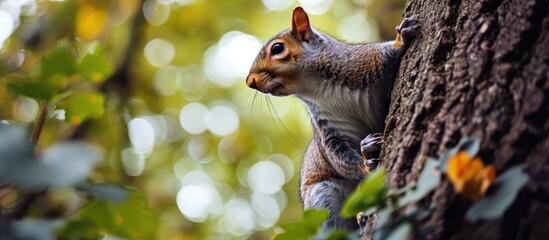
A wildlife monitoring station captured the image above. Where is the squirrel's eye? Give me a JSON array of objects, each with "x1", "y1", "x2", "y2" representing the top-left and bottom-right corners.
[{"x1": 271, "y1": 42, "x2": 285, "y2": 56}]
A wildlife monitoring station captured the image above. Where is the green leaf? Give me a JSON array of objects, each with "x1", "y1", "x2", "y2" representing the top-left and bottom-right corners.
[
  {"x1": 416, "y1": 204, "x2": 436, "y2": 221},
  {"x1": 458, "y1": 137, "x2": 480, "y2": 157},
  {"x1": 76, "y1": 42, "x2": 113, "y2": 83},
  {"x1": 385, "y1": 222, "x2": 412, "y2": 240},
  {"x1": 6, "y1": 76, "x2": 62, "y2": 101},
  {"x1": 465, "y1": 164, "x2": 528, "y2": 222},
  {"x1": 7, "y1": 40, "x2": 76, "y2": 101},
  {"x1": 0, "y1": 124, "x2": 35, "y2": 173},
  {"x1": 59, "y1": 93, "x2": 105, "y2": 124},
  {"x1": 4, "y1": 40, "x2": 77, "y2": 101},
  {"x1": 439, "y1": 147, "x2": 458, "y2": 174},
  {"x1": 76, "y1": 183, "x2": 130, "y2": 203},
  {"x1": 38, "y1": 142, "x2": 102, "y2": 187},
  {"x1": 399, "y1": 158, "x2": 441, "y2": 206},
  {"x1": 374, "y1": 209, "x2": 414, "y2": 240},
  {"x1": 274, "y1": 209, "x2": 329, "y2": 240},
  {"x1": 362, "y1": 206, "x2": 379, "y2": 217},
  {"x1": 324, "y1": 229, "x2": 360, "y2": 240},
  {"x1": 0, "y1": 124, "x2": 102, "y2": 188},
  {"x1": 342, "y1": 169, "x2": 387, "y2": 217},
  {"x1": 440, "y1": 137, "x2": 480, "y2": 173},
  {"x1": 12, "y1": 219, "x2": 62, "y2": 240},
  {"x1": 41, "y1": 39, "x2": 75, "y2": 79},
  {"x1": 373, "y1": 209, "x2": 392, "y2": 240},
  {"x1": 1, "y1": 219, "x2": 63, "y2": 240},
  {"x1": 376, "y1": 209, "x2": 391, "y2": 229},
  {"x1": 70, "y1": 193, "x2": 158, "y2": 239},
  {"x1": 57, "y1": 219, "x2": 102, "y2": 239}
]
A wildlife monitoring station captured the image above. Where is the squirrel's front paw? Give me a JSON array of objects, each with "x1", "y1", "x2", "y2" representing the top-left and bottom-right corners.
[
  {"x1": 396, "y1": 17, "x2": 420, "y2": 44},
  {"x1": 361, "y1": 133, "x2": 383, "y2": 169}
]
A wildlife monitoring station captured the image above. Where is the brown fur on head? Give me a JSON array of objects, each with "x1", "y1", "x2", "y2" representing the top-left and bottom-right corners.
[{"x1": 246, "y1": 7, "x2": 313, "y2": 97}]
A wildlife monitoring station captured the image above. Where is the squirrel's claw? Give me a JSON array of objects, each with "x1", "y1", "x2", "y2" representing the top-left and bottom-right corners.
[
  {"x1": 361, "y1": 133, "x2": 383, "y2": 155},
  {"x1": 396, "y1": 17, "x2": 420, "y2": 44},
  {"x1": 366, "y1": 158, "x2": 380, "y2": 169},
  {"x1": 361, "y1": 133, "x2": 383, "y2": 169}
]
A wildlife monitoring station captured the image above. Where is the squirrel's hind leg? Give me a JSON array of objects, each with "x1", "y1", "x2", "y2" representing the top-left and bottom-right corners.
[{"x1": 304, "y1": 179, "x2": 359, "y2": 231}]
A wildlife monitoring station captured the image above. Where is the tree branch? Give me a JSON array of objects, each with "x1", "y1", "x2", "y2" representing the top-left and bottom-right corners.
[
  {"x1": 30, "y1": 102, "x2": 47, "y2": 144},
  {"x1": 5, "y1": 188, "x2": 47, "y2": 220},
  {"x1": 68, "y1": 0, "x2": 145, "y2": 140}
]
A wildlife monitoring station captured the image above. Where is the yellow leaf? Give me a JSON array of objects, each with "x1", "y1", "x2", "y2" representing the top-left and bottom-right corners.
[
  {"x1": 91, "y1": 72, "x2": 102, "y2": 83},
  {"x1": 75, "y1": 3, "x2": 107, "y2": 42},
  {"x1": 70, "y1": 116, "x2": 82, "y2": 125},
  {"x1": 114, "y1": 214, "x2": 124, "y2": 225},
  {"x1": 446, "y1": 152, "x2": 470, "y2": 192},
  {"x1": 446, "y1": 151, "x2": 496, "y2": 202}
]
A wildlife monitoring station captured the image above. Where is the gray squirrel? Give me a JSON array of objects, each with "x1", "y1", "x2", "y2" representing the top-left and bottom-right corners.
[{"x1": 246, "y1": 7, "x2": 419, "y2": 230}]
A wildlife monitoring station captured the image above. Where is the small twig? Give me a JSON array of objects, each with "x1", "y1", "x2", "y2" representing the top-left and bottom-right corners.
[
  {"x1": 6, "y1": 188, "x2": 47, "y2": 220},
  {"x1": 8, "y1": 102, "x2": 50, "y2": 219},
  {"x1": 30, "y1": 102, "x2": 48, "y2": 144},
  {"x1": 68, "y1": 0, "x2": 145, "y2": 140}
]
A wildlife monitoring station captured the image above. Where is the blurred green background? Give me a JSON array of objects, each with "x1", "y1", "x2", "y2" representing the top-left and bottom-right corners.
[{"x1": 0, "y1": 0, "x2": 403, "y2": 239}]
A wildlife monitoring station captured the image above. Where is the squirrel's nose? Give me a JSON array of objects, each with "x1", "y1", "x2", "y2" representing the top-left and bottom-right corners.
[{"x1": 246, "y1": 73, "x2": 259, "y2": 89}]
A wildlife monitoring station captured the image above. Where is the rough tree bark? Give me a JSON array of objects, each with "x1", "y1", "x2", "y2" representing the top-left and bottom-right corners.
[{"x1": 376, "y1": 0, "x2": 549, "y2": 239}]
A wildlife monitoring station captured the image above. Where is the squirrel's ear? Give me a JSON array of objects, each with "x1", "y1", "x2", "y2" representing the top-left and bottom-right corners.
[{"x1": 291, "y1": 7, "x2": 313, "y2": 43}]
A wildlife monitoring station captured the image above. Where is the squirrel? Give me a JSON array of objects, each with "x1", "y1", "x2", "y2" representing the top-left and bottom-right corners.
[{"x1": 246, "y1": 7, "x2": 419, "y2": 230}]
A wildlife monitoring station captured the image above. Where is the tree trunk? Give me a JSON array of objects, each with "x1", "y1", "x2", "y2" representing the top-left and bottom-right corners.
[{"x1": 378, "y1": 0, "x2": 549, "y2": 238}]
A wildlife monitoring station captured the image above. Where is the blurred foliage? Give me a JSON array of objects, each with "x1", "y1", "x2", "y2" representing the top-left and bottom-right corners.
[
  {"x1": 273, "y1": 209, "x2": 329, "y2": 240},
  {"x1": 342, "y1": 169, "x2": 387, "y2": 218},
  {"x1": 0, "y1": 0, "x2": 404, "y2": 239},
  {"x1": 439, "y1": 138, "x2": 529, "y2": 223},
  {"x1": 329, "y1": 137, "x2": 528, "y2": 239}
]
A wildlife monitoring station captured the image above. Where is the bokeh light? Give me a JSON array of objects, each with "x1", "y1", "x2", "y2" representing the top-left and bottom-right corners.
[
  {"x1": 187, "y1": 136, "x2": 214, "y2": 163},
  {"x1": 248, "y1": 161, "x2": 285, "y2": 195},
  {"x1": 154, "y1": 66, "x2": 179, "y2": 96},
  {"x1": 299, "y1": 0, "x2": 333, "y2": 15},
  {"x1": 121, "y1": 147, "x2": 145, "y2": 176},
  {"x1": 205, "y1": 104, "x2": 239, "y2": 136},
  {"x1": 143, "y1": 0, "x2": 170, "y2": 26},
  {"x1": 218, "y1": 198, "x2": 255, "y2": 237},
  {"x1": 144, "y1": 38, "x2": 175, "y2": 67},
  {"x1": 145, "y1": 114, "x2": 182, "y2": 143},
  {"x1": 174, "y1": 0, "x2": 196, "y2": 5},
  {"x1": 173, "y1": 157, "x2": 198, "y2": 181},
  {"x1": 203, "y1": 31, "x2": 262, "y2": 88},
  {"x1": 177, "y1": 170, "x2": 224, "y2": 222},
  {"x1": 176, "y1": 183, "x2": 222, "y2": 222},
  {"x1": 128, "y1": 117, "x2": 155, "y2": 153},
  {"x1": 0, "y1": 0, "x2": 393, "y2": 238},
  {"x1": 177, "y1": 65, "x2": 207, "y2": 101},
  {"x1": 179, "y1": 102, "x2": 208, "y2": 134},
  {"x1": 15, "y1": 98, "x2": 37, "y2": 123},
  {"x1": 0, "y1": 0, "x2": 38, "y2": 48},
  {"x1": 0, "y1": 10, "x2": 14, "y2": 48},
  {"x1": 262, "y1": 0, "x2": 295, "y2": 11},
  {"x1": 251, "y1": 192, "x2": 281, "y2": 229},
  {"x1": 267, "y1": 154, "x2": 295, "y2": 183},
  {"x1": 338, "y1": 12, "x2": 379, "y2": 43}
]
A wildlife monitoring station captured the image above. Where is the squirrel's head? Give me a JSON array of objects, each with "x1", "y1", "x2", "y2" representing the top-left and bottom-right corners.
[{"x1": 246, "y1": 7, "x2": 315, "y2": 97}]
